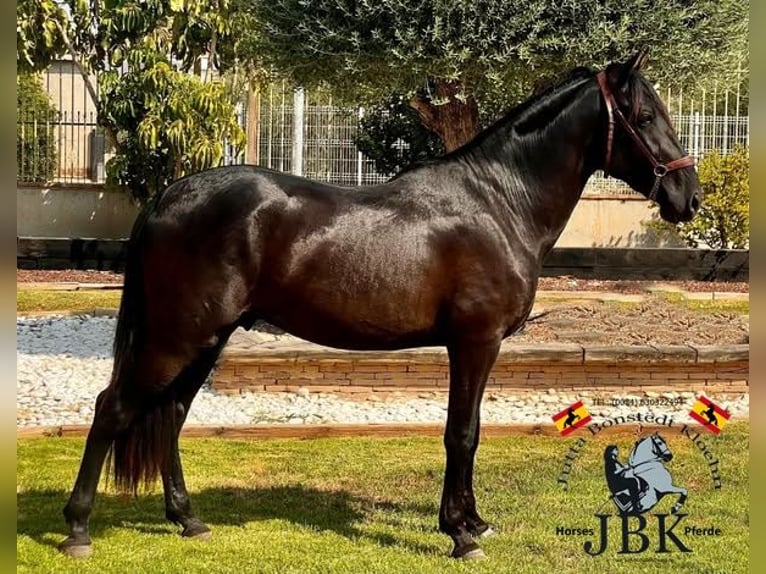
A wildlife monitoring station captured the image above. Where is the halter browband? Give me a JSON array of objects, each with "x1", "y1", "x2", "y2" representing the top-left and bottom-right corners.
[{"x1": 596, "y1": 71, "x2": 695, "y2": 201}]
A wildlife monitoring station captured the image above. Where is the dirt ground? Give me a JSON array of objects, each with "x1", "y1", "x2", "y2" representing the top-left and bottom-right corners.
[
  {"x1": 515, "y1": 297, "x2": 748, "y2": 346},
  {"x1": 17, "y1": 270, "x2": 748, "y2": 346}
]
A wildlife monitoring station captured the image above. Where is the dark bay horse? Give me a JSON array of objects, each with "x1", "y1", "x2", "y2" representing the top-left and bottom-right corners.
[{"x1": 59, "y1": 50, "x2": 701, "y2": 560}]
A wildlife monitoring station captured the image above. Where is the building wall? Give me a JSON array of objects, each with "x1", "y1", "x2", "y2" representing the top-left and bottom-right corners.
[
  {"x1": 17, "y1": 184, "x2": 679, "y2": 246},
  {"x1": 17, "y1": 184, "x2": 139, "y2": 239},
  {"x1": 556, "y1": 194, "x2": 683, "y2": 247}
]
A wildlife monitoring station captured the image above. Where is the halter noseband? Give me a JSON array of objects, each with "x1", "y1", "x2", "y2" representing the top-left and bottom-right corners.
[{"x1": 596, "y1": 71, "x2": 695, "y2": 202}]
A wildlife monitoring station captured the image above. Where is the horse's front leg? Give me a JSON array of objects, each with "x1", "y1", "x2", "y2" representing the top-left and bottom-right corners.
[
  {"x1": 439, "y1": 338, "x2": 500, "y2": 559},
  {"x1": 463, "y1": 412, "x2": 495, "y2": 538}
]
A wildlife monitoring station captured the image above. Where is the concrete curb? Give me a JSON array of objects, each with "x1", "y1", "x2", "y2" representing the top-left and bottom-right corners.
[{"x1": 219, "y1": 341, "x2": 748, "y2": 365}]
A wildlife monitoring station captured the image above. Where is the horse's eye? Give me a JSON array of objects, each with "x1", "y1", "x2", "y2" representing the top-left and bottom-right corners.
[{"x1": 638, "y1": 114, "x2": 653, "y2": 128}]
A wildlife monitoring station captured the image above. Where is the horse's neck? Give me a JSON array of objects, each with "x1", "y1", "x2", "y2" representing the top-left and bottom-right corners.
[
  {"x1": 630, "y1": 439, "x2": 652, "y2": 466},
  {"x1": 459, "y1": 81, "x2": 602, "y2": 262}
]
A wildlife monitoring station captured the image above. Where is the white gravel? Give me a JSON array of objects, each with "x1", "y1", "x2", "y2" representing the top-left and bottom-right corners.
[{"x1": 17, "y1": 315, "x2": 749, "y2": 428}]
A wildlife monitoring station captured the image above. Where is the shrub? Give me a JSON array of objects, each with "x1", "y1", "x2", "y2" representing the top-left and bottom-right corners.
[
  {"x1": 644, "y1": 146, "x2": 749, "y2": 249},
  {"x1": 17, "y1": 74, "x2": 59, "y2": 183},
  {"x1": 355, "y1": 94, "x2": 445, "y2": 177}
]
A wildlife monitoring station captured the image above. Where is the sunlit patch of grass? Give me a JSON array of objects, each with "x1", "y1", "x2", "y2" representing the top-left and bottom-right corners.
[
  {"x1": 16, "y1": 289, "x2": 123, "y2": 314},
  {"x1": 17, "y1": 423, "x2": 749, "y2": 573},
  {"x1": 661, "y1": 292, "x2": 749, "y2": 314}
]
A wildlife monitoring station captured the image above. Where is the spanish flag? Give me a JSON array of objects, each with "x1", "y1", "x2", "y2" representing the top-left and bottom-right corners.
[
  {"x1": 689, "y1": 396, "x2": 731, "y2": 435},
  {"x1": 552, "y1": 401, "x2": 591, "y2": 436}
]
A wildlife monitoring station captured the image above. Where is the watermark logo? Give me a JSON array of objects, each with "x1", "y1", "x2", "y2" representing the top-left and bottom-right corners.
[
  {"x1": 553, "y1": 405, "x2": 727, "y2": 557},
  {"x1": 689, "y1": 395, "x2": 731, "y2": 435},
  {"x1": 552, "y1": 400, "x2": 592, "y2": 436},
  {"x1": 602, "y1": 433, "x2": 687, "y2": 516}
]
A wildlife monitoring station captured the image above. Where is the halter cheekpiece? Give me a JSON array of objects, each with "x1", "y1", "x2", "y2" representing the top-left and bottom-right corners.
[{"x1": 596, "y1": 71, "x2": 695, "y2": 202}]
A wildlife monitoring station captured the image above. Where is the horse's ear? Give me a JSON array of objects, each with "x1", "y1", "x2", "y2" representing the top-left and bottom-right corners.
[{"x1": 607, "y1": 48, "x2": 649, "y2": 91}]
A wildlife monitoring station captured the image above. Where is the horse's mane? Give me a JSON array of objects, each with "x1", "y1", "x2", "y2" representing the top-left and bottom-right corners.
[
  {"x1": 459, "y1": 66, "x2": 596, "y2": 149},
  {"x1": 390, "y1": 66, "x2": 597, "y2": 179}
]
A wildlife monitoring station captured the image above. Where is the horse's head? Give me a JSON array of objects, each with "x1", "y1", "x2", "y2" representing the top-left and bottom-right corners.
[
  {"x1": 629, "y1": 433, "x2": 673, "y2": 466},
  {"x1": 649, "y1": 432, "x2": 673, "y2": 462},
  {"x1": 598, "y1": 49, "x2": 702, "y2": 224}
]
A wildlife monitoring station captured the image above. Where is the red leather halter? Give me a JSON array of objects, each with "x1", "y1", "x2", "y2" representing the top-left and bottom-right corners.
[{"x1": 596, "y1": 71, "x2": 695, "y2": 201}]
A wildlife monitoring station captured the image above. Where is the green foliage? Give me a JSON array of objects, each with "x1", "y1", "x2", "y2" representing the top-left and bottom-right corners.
[
  {"x1": 17, "y1": 74, "x2": 59, "y2": 183},
  {"x1": 234, "y1": 0, "x2": 748, "y2": 108},
  {"x1": 645, "y1": 146, "x2": 749, "y2": 249},
  {"x1": 355, "y1": 95, "x2": 445, "y2": 176},
  {"x1": 682, "y1": 146, "x2": 749, "y2": 249},
  {"x1": 16, "y1": 0, "x2": 69, "y2": 73},
  {"x1": 100, "y1": 52, "x2": 245, "y2": 203},
  {"x1": 17, "y1": 0, "x2": 246, "y2": 202}
]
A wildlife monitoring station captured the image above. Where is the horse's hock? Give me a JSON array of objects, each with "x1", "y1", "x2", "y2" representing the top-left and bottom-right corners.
[{"x1": 212, "y1": 341, "x2": 749, "y2": 398}]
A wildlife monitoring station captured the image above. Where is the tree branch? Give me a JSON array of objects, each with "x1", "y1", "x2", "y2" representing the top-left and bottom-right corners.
[
  {"x1": 54, "y1": 19, "x2": 99, "y2": 108},
  {"x1": 206, "y1": 26, "x2": 218, "y2": 82}
]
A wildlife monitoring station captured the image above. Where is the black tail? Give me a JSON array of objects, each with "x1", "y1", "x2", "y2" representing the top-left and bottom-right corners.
[{"x1": 105, "y1": 198, "x2": 177, "y2": 494}]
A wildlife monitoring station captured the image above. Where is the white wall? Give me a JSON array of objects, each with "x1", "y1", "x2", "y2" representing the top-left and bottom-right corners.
[
  {"x1": 558, "y1": 194, "x2": 685, "y2": 247},
  {"x1": 17, "y1": 185, "x2": 682, "y2": 247},
  {"x1": 17, "y1": 184, "x2": 140, "y2": 239}
]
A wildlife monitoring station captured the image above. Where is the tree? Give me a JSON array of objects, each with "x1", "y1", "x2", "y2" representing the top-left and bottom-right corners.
[
  {"x1": 17, "y1": 0, "x2": 69, "y2": 73},
  {"x1": 16, "y1": 0, "x2": 246, "y2": 202},
  {"x1": 355, "y1": 94, "x2": 445, "y2": 177},
  {"x1": 233, "y1": 0, "x2": 748, "y2": 152}
]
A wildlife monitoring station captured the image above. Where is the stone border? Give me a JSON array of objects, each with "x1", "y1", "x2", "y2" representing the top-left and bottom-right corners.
[{"x1": 213, "y1": 343, "x2": 749, "y2": 397}]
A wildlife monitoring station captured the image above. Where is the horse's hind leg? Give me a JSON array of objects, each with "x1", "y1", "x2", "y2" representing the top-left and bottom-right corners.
[
  {"x1": 667, "y1": 485, "x2": 688, "y2": 514},
  {"x1": 439, "y1": 338, "x2": 500, "y2": 559},
  {"x1": 59, "y1": 390, "x2": 137, "y2": 558},
  {"x1": 162, "y1": 400, "x2": 210, "y2": 538},
  {"x1": 60, "y1": 339, "x2": 209, "y2": 557},
  {"x1": 160, "y1": 334, "x2": 234, "y2": 539}
]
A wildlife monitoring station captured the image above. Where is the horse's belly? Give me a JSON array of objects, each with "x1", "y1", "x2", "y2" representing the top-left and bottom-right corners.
[{"x1": 258, "y1": 278, "x2": 443, "y2": 349}]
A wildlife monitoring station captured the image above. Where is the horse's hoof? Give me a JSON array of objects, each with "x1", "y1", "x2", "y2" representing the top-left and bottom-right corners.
[
  {"x1": 452, "y1": 542, "x2": 486, "y2": 560},
  {"x1": 182, "y1": 525, "x2": 212, "y2": 540},
  {"x1": 461, "y1": 548, "x2": 487, "y2": 560},
  {"x1": 58, "y1": 539, "x2": 93, "y2": 559}
]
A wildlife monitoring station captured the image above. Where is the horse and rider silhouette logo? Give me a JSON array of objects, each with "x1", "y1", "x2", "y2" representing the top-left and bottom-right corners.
[{"x1": 603, "y1": 433, "x2": 687, "y2": 516}]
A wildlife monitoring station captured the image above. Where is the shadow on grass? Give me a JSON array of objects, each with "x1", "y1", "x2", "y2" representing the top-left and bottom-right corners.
[{"x1": 18, "y1": 485, "x2": 442, "y2": 555}]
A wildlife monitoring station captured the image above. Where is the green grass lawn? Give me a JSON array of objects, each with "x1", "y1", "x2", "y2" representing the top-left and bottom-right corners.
[
  {"x1": 16, "y1": 287, "x2": 749, "y2": 316},
  {"x1": 16, "y1": 289, "x2": 123, "y2": 314},
  {"x1": 17, "y1": 424, "x2": 749, "y2": 573}
]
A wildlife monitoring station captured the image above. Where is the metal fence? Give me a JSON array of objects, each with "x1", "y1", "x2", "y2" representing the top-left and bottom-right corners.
[{"x1": 17, "y1": 65, "x2": 749, "y2": 194}]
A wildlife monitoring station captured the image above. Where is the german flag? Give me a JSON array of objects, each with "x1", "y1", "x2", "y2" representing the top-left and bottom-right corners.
[
  {"x1": 552, "y1": 401, "x2": 591, "y2": 436},
  {"x1": 689, "y1": 396, "x2": 731, "y2": 435}
]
